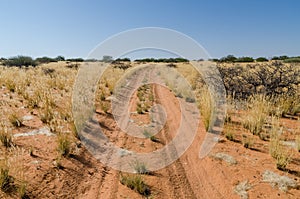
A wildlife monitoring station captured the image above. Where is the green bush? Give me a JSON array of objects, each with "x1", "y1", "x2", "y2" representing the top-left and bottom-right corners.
[
  {"x1": 256, "y1": 57, "x2": 269, "y2": 62},
  {"x1": 66, "y1": 58, "x2": 84, "y2": 62},
  {"x1": 3, "y1": 56, "x2": 37, "y2": 67},
  {"x1": 235, "y1": 57, "x2": 254, "y2": 62},
  {"x1": 220, "y1": 55, "x2": 237, "y2": 62},
  {"x1": 55, "y1": 55, "x2": 65, "y2": 61},
  {"x1": 271, "y1": 55, "x2": 289, "y2": 60},
  {"x1": 35, "y1": 56, "x2": 57, "y2": 64},
  {"x1": 134, "y1": 57, "x2": 188, "y2": 63},
  {"x1": 283, "y1": 57, "x2": 300, "y2": 63}
]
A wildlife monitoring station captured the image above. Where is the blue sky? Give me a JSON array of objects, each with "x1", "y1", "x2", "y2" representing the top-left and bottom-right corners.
[{"x1": 0, "y1": 0, "x2": 299, "y2": 59}]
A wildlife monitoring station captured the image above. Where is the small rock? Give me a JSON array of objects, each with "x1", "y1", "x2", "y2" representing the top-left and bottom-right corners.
[
  {"x1": 22, "y1": 115, "x2": 34, "y2": 121},
  {"x1": 14, "y1": 127, "x2": 54, "y2": 137},
  {"x1": 31, "y1": 160, "x2": 40, "y2": 164}
]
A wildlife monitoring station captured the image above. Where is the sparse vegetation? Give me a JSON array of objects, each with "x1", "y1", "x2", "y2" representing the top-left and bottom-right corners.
[
  {"x1": 120, "y1": 174, "x2": 150, "y2": 196},
  {"x1": 268, "y1": 117, "x2": 292, "y2": 170},
  {"x1": 242, "y1": 135, "x2": 254, "y2": 149},
  {"x1": 197, "y1": 86, "x2": 213, "y2": 131},
  {"x1": 0, "y1": 159, "x2": 11, "y2": 192},
  {"x1": 3, "y1": 56, "x2": 37, "y2": 67},
  {"x1": 0, "y1": 126, "x2": 13, "y2": 148},
  {"x1": 131, "y1": 160, "x2": 149, "y2": 174},
  {"x1": 275, "y1": 150, "x2": 292, "y2": 170},
  {"x1": 225, "y1": 130, "x2": 235, "y2": 141},
  {"x1": 263, "y1": 170, "x2": 298, "y2": 192},
  {"x1": 242, "y1": 95, "x2": 270, "y2": 136},
  {"x1": 0, "y1": 57, "x2": 299, "y2": 198},
  {"x1": 234, "y1": 180, "x2": 251, "y2": 199},
  {"x1": 296, "y1": 136, "x2": 300, "y2": 152},
  {"x1": 57, "y1": 133, "x2": 71, "y2": 157},
  {"x1": 9, "y1": 113, "x2": 23, "y2": 127}
]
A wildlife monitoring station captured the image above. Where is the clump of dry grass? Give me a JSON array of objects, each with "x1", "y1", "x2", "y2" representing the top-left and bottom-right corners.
[
  {"x1": 131, "y1": 160, "x2": 149, "y2": 174},
  {"x1": 197, "y1": 86, "x2": 213, "y2": 131},
  {"x1": 275, "y1": 150, "x2": 292, "y2": 171},
  {"x1": 224, "y1": 125, "x2": 236, "y2": 141},
  {"x1": 11, "y1": 149, "x2": 28, "y2": 199},
  {"x1": 135, "y1": 84, "x2": 154, "y2": 114},
  {"x1": 243, "y1": 95, "x2": 271, "y2": 136},
  {"x1": 0, "y1": 125, "x2": 13, "y2": 148},
  {"x1": 120, "y1": 174, "x2": 150, "y2": 196},
  {"x1": 8, "y1": 113, "x2": 23, "y2": 128},
  {"x1": 271, "y1": 94, "x2": 300, "y2": 116},
  {"x1": 0, "y1": 158, "x2": 12, "y2": 192},
  {"x1": 296, "y1": 136, "x2": 300, "y2": 152},
  {"x1": 268, "y1": 117, "x2": 292, "y2": 170},
  {"x1": 242, "y1": 135, "x2": 254, "y2": 149},
  {"x1": 57, "y1": 133, "x2": 71, "y2": 157}
]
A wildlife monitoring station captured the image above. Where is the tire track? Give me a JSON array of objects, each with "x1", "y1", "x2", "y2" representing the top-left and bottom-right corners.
[{"x1": 153, "y1": 83, "x2": 197, "y2": 199}]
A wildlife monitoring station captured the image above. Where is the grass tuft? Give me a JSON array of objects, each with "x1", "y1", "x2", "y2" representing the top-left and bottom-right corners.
[
  {"x1": 120, "y1": 174, "x2": 151, "y2": 196},
  {"x1": 57, "y1": 133, "x2": 71, "y2": 157},
  {"x1": 0, "y1": 126, "x2": 13, "y2": 148}
]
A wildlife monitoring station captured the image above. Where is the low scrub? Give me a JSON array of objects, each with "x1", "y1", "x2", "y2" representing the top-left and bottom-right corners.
[{"x1": 3, "y1": 56, "x2": 37, "y2": 67}]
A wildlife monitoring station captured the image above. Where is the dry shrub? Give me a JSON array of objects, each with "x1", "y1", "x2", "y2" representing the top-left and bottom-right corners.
[
  {"x1": 218, "y1": 62, "x2": 300, "y2": 98},
  {"x1": 243, "y1": 95, "x2": 271, "y2": 136},
  {"x1": 197, "y1": 86, "x2": 213, "y2": 131}
]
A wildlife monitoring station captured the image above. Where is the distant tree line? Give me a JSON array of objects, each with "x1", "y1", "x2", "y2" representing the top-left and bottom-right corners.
[
  {"x1": 209, "y1": 55, "x2": 300, "y2": 63},
  {"x1": 134, "y1": 57, "x2": 189, "y2": 63},
  {"x1": 0, "y1": 55, "x2": 66, "y2": 67},
  {"x1": 1, "y1": 54, "x2": 300, "y2": 67}
]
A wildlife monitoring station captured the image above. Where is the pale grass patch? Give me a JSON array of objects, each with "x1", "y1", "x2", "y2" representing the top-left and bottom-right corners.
[
  {"x1": 0, "y1": 124, "x2": 13, "y2": 148},
  {"x1": 10, "y1": 148, "x2": 28, "y2": 198},
  {"x1": 0, "y1": 158, "x2": 11, "y2": 192},
  {"x1": 268, "y1": 117, "x2": 292, "y2": 170},
  {"x1": 234, "y1": 180, "x2": 251, "y2": 199},
  {"x1": 243, "y1": 95, "x2": 271, "y2": 136},
  {"x1": 197, "y1": 86, "x2": 213, "y2": 131},
  {"x1": 296, "y1": 136, "x2": 300, "y2": 152},
  {"x1": 242, "y1": 135, "x2": 254, "y2": 149}
]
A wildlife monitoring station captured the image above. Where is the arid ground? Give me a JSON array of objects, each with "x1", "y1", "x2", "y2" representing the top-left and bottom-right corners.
[{"x1": 0, "y1": 61, "x2": 299, "y2": 199}]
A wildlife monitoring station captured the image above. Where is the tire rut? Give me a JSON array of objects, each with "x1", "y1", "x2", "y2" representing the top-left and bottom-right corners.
[{"x1": 153, "y1": 84, "x2": 197, "y2": 199}]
